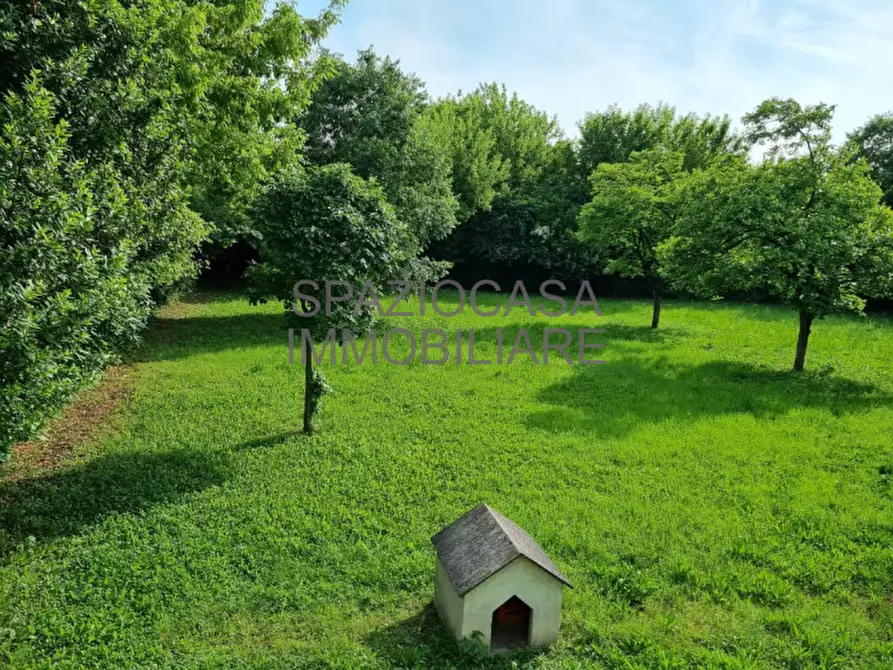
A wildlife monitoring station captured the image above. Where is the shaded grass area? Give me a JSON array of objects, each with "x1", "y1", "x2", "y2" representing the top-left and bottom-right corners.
[{"x1": 1, "y1": 293, "x2": 893, "y2": 668}]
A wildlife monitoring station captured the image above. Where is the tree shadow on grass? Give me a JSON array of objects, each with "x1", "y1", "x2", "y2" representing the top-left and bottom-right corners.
[
  {"x1": 594, "y1": 323, "x2": 688, "y2": 345},
  {"x1": 468, "y1": 322, "x2": 687, "y2": 353},
  {"x1": 131, "y1": 312, "x2": 289, "y2": 363},
  {"x1": 131, "y1": 311, "x2": 678, "y2": 365},
  {"x1": 364, "y1": 602, "x2": 543, "y2": 668},
  {"x1": 527, "y1": 357, "x2": 892, "y2": 438},
  {"x1": 0, "y1": 449, "x2": 227, "y2": 561},
  {"x1": 233, "y1": 432, "x2": 299, "y2": 452}
]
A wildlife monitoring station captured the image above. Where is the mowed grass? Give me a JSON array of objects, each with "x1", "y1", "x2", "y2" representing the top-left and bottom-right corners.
[{"x1": 2, "y1": 290, "x2": 893, "y2": 668}]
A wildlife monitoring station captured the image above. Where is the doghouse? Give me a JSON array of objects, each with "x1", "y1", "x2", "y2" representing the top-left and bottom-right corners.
[{"x1": 431, "y1": 503, "x2": 572, "y2": 652}]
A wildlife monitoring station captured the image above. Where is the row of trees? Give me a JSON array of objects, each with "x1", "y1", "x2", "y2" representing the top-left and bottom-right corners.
[
  {"x1": 580, "y1": 100, "x2": 893, "y2": 371},
  {"x1": 243, "y1": 51, "x2": 893, "y2": 432},
  {"x1": 4, "y1": 0, "x2": 893, "y2": 447},
  {"x1": 0, "y1": 0, "x2": 347, "y2": 457}
]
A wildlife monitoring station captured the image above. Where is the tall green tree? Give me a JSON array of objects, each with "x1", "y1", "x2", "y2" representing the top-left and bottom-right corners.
[
  {"x1": 301, "y1": 48, "x2": 458, "y2": 279},
  {"x1": 661, "y1": 99, "x2": 893, "y2": 371},
  {"x1": 185, "y1": 1, "x2": 346, "y2": 252},
  {"x1": 1, "y1": 0, "x2": 209, "y2": 457},
  {"x1": 431, "y1": 85, "x2": 579, "y2": 275},
  {"x1": 3, "y1": 0, "x2": 344, "y2": 257},
  {"x1": 578, "y1": 149, "x2": 686, "y2": 328},
  {"x1": 467, "y1": 83, "x2": 561, "y2": 189},
  {"x1": 849, "y1": 113, "x2": 893, "y2": 207},
  {"x1": 423, "y1": 95, "x2": 509, "y2": 221},
  {"x1": 247, "y1": 164, "x2": 409, "y2": 434}
]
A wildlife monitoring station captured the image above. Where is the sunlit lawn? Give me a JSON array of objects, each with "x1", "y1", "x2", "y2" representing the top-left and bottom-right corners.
[{"x1": 2, "y1": 291, "x2": 893, "y2": 668}]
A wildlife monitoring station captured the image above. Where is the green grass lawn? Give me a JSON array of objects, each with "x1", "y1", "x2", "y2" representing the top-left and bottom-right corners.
[{"x1": 2, "y1": 291, "x2": 893, "y2": 668}]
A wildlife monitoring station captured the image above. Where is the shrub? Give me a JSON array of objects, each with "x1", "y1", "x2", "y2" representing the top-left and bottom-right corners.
[{"x1": 0, "y1": 78, "x2": 205, "y2": 458}]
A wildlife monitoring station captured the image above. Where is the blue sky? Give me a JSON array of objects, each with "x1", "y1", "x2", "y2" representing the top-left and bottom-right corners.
[{"x1": 298, "y1": 0, "x2": 892, "y2": 141}]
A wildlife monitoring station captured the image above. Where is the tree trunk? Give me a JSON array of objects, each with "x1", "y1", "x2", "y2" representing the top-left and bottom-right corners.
[
  {"x1": 302, "y1": 337, "x2": 314, "y2": 435},
  {"x1": 651, "y1": 286, "x2": 662, "y2": 329},
  {"x1": 793, "y1": 310, "x2": 813, "y2": 372}
]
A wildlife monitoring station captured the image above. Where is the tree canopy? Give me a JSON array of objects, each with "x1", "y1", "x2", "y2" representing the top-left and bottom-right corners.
[
  {"x1": 661, "y1": 100, "x2": 893, "y2": 370},
  {"x1": 578, "y1": 103, "x2": 742, "y2": 176},
  {"x1": 301, "y1": 48, "x2": 459, "y2": 279},
  {"x1": 849, "y1": 113, "x2": 893, "y2": 208},
  {"x1": 430, "y1": 84, "x2": 585, "y2": 277}
]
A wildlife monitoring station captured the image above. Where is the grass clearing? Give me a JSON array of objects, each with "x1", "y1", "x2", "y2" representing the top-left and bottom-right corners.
[{"x1": 1, "y1": 291, "x2": 893, "y2": 668}]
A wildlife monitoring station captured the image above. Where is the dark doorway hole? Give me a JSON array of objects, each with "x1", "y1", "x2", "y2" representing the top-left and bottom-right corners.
[{"x1": 490, "y1": 595, "x2": 531, "y2": 651}]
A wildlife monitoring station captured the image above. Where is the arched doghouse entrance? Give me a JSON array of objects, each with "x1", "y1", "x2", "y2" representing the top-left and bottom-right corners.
[{"x1": 490, "y1": 595, "x2": 531, "y2": 651}]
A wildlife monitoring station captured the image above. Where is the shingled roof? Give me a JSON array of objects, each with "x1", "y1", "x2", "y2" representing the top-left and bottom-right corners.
[{"x1": 431, "y1": 503, "x2": 573, "y2": 596}]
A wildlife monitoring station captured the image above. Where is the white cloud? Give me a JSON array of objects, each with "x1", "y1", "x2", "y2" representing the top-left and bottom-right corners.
[{"x1": 306, "y1": 0, "x2": 893, "y2": 140}]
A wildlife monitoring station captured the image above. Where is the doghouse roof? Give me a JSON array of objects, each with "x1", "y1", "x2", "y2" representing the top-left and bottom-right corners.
[{"x1": 431, "y1": 503, "x2": 573, "y2": 596}]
